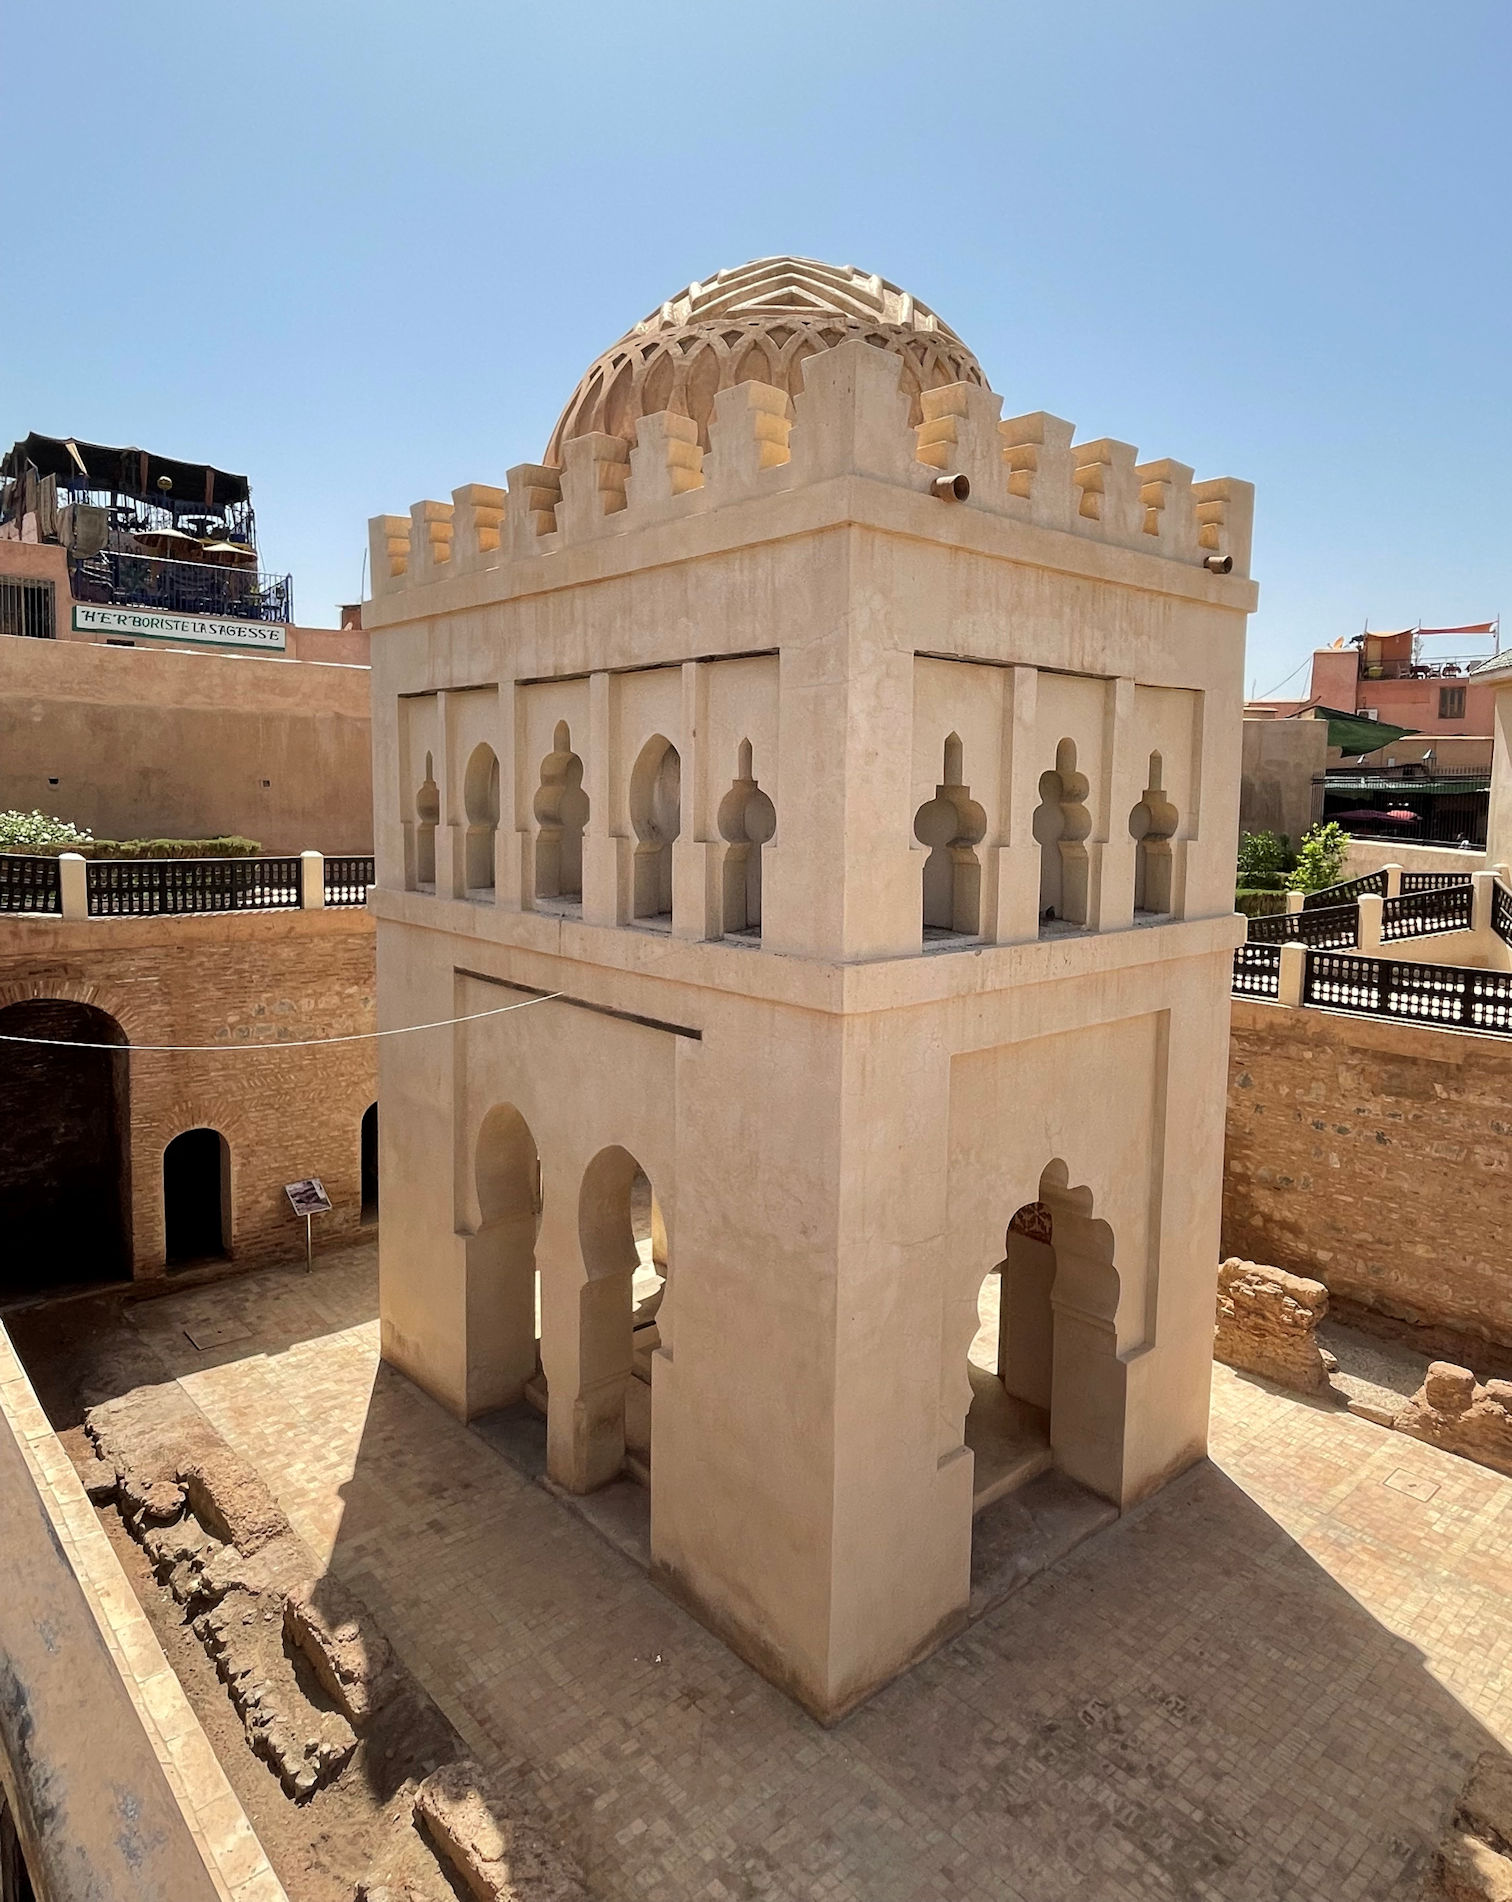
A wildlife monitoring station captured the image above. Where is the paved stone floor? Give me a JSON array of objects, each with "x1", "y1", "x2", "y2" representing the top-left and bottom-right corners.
[{"x1": 22, "y1": 1241, "x2": 1512, "y2": 1902}]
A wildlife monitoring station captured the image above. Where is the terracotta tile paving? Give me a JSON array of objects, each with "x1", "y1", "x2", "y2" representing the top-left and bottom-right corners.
[{"x1": 68, "y1": 1244, "x2": 1512, "y2": 1898}]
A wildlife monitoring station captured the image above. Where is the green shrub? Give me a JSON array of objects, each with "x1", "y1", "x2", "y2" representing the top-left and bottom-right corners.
[
  {"x1": 1235, "y1": 888, "x2": 1290, "y2": 918},
  {"x1": 1236, "y1": 830, "x2": 1294, "y2": 888},
  {"x1": 0, "y1": 809, "x2": 92, "y2": 848},
  {"x1": 2, "y1": 834, "x2": 263, "y2": 860},
  {"x1": 1286, "y1": 821, "x2": 1349, "y2": 894}
]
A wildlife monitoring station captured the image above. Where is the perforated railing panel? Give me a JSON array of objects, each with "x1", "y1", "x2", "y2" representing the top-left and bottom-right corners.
[{"x1": 0, "y1": 854, "x2": 62, "y2": 914}]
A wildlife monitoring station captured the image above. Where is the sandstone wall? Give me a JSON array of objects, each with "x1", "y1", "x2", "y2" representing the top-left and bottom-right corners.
[
  {"x1": 1225, "y1": 998, "x2": 1512, "y2": 1351},
  {"x1": 0, "y1": 908, "x2": 375, "y2": 1289},
  {"x1": 0, "y1": 631, "x2": 372, "y2": 853}
]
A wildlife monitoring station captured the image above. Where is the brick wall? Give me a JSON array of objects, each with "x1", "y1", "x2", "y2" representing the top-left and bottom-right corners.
[
  {"x1": 1225, "y1": 997, "x2": 1512, "y2": 1351},
  {"x1": 0, "y1": 908, "x2": 375, "y2": 1290}
]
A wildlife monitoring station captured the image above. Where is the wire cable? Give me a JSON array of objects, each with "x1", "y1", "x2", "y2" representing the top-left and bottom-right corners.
[{"x1": 0, "y1": 990, "x2": 562, "y2": 1054}]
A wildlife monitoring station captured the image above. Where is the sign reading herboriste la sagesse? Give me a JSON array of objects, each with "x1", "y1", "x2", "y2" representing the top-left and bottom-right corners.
[{"x1": 72, "y1": 604, "x2": 286, "y2": 651}]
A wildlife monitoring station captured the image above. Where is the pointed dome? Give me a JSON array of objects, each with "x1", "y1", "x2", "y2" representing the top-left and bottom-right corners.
[{"x1": 546, "y1": 256, "x2": 987, "y2": 465}]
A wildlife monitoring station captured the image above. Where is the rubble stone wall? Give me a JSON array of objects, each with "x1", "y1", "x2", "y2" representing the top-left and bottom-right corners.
[{"x1": 1225, "y1": 998, "x2": 1512, "y2": 1351}]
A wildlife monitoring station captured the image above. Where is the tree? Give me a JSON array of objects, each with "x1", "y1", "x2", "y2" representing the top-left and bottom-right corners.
[
  {"x1": 1286, "y1": 821, "x2": 1349, "y2": 894},
  {"x1": 1236, "y1": 830, "x2": 1292, "y2": 891}
]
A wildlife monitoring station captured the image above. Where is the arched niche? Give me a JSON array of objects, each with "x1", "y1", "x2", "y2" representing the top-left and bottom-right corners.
[
  {"x1": 913, "y1": 733, "x2": 987, "y2": 936},
  {"x1": 534, "y1": 720, "x2": 590, "y2": 904},
  {"x1": 463, "y1": 744, "x2": 500, "y2": 893},
  {"x1": 716, "y1": 739, "x2": 777, "y2": 937},
  {"x1": 1032, "y1": 739, "x2": 1091, "y2": 928},
  {"x1": 628, "y1": 736, "x2": 680, "y2": 923}
]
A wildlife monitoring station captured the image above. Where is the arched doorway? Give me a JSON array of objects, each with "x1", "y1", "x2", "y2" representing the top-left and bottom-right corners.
[
  {"x1": 964, "y1": 1164, "x2": 1124, "y2": 1515},
  {"x1": 572, "y1": 1144, "x2": 662, "y2": 1491},
  {"x1": 0, "y1": 998, "x2": 130, "y2": 1298},
  {"x1": 163, "y1": 1129, "x2": 229, "y2": 1267},
  {"x1": 465, "y1": 1104, "x2": 541, "y2": 1415},
  {"x1": 361, "y1": 1103, "x2": 379, "y2": 1223}
]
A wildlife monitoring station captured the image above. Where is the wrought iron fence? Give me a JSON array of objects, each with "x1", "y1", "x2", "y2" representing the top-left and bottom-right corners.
[
  {"x1": 86, "y1": 856, "x2": 301, "y2": 917},
  {"x1": 1381, "y1": 884, "x2": 1472, "y2": 941},
  {"x1": 69, "y1": 551, "x2": 292, "y2": 625},
  {"x1": 1232, "y1": 942, "x2": 1281, "y2": 998},
  {"x1": 1246, "y1": 903, "x2": 1358, "y2": 948},
  {"x1": 0, "y1": 854, "x2": 62, "y2": 913},
  {"x1": 1401, "y1": 871, "x2": 1477, "y2": 892},
  {"x1": 323, "y1": 856, "x2": 374, "y2": 907},
  {"x1": 1301, "y1": 870, "x2": 1387, "y2": 908},
  {"x1": 1494, "y1": 881, "x2": 1512, "y2": 946},
  {"x1": 1303, "y1": 948, "x2": 1512, "y2": 1035}
]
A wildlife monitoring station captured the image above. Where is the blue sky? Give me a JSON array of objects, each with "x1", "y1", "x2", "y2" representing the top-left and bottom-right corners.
[{"x1": 4, "y1": 2, "x2": 1507, "y2": 690}]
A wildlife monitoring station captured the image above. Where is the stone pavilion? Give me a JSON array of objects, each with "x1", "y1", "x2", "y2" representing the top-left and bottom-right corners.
[{"x1": 364, "y1": 256, "x2": 1255, "y2": 1721}]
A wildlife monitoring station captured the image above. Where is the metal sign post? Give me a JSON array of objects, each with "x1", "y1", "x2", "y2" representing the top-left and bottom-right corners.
[{"x1": 284, "y1": 1177, "x2": 333, "y2": 1273}]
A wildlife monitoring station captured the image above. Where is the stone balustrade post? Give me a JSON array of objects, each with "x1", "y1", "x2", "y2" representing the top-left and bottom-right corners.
[
  {"x1": 1383, "y1": 862, "x2": 1403, "y2": 898},
  {"x1": 300, "y1": 850, "x2": 326, "y2": 910},
  {"x1": 1472, "y1": 870, "x2": 1496, "y2": 935},
  {"x1": 1356, "y1": 892, "x2": 1384, "y2": 952},
  {"x1": 1277, "y1": 941, "x2": 1308, "y2": 1008},
  {"x1": 1284, "y1": 889, "x2": 1305, "y2": 915},
  {"x1": 58, "y1": 852, "x2": 88, "y2": 921}
]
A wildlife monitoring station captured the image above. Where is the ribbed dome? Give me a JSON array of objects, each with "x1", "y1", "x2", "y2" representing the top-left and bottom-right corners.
[{"x1": 546, "y1": 256, "x2": 987, "y2": 465}]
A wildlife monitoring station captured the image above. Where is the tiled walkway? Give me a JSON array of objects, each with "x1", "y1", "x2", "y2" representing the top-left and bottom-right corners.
[{"x1": 35, "y1": 1243, "x2": 1512, "y2": 1900}]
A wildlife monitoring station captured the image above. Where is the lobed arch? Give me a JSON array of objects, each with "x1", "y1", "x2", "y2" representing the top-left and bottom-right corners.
[
  {"x1": 460, "y1": 1102, "x2": 543, "y2": 1414},
  {"x1": 628, "y1": 734, "x2": 681, "y2": 921},
  {"x1": 463, "y1": 743, "x2": 500, "y2": 893},
  {"x1": 947, "y1": 1157, "x2": 1126, "y2": 1510}
]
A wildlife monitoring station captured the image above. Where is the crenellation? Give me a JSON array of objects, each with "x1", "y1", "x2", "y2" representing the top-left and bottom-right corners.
[
  {"x1": 504, "y1": 462, "x2": 562, "y2": 556},
  {"x1": 788, "y1": 339, "x2": 918, "y2": 486},
  {"x1": 627, "y1": 411, "x2": 704, "y2": 509},
  {"x1": 1071, "y1": 438, "x2": 1144, "y2": 545},
  {"x1": 916, "y1": 383, "x2": 1010, "y2": 509},
  {"x1": 705, "y1": 380, "x2": 794, "y2": 496},
  {"x1": 450, "y1": 483, "x2": 506, "y2": 571},
  {"x1": 410, "y1": 499, "x2": 455, "y2": 577},
  {"x1": 1192, "y1": 475, "x2": 1255, "y2": 574},
  {"x1": 369, "y1": 513, "x2": 411, "y2": 593},
  {"x1": 1135, "y1": 458, "x2": 1199, "y2": 561},
  {"x1": 559, "y1": 431, "x2": 630, "y2": 542},
  {"x1": 999, "y1": 412, "x2": 1078, "y2": 531}
]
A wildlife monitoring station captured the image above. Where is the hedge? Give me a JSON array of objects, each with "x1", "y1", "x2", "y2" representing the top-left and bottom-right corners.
[
  {"x1": 1235, "y1": 888, "x2": 1290, "y2": 918},
  {"x1": 4, "y1": 836, "x2": 264, "y2": 860}
]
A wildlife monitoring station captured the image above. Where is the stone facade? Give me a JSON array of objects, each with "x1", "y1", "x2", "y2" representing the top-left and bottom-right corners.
[
  {"x1": 1225, "y1": 996, "x2": 1512, "y2": 1351},
  {"x1": 366, "y1": 257, "x2": 1254, "y2": 1720},
  {"x1": 0, "y1": 906, "x2": 375, "y2": 1292}
]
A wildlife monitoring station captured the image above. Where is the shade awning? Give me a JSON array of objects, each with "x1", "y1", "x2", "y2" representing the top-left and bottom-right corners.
[{"x1": 1300, "y1": 705, "x2": 1418, "y2": 755}]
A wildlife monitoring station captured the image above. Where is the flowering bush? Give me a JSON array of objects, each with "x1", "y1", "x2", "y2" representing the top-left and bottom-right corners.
[{"x1": 0, "y1": 809, "x2": 92, "y2": 849}]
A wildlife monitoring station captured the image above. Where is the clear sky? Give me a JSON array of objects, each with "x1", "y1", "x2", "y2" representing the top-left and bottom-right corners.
[{"x1": 4, "y1": 2, "x2": 1507, "y2": 691}]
